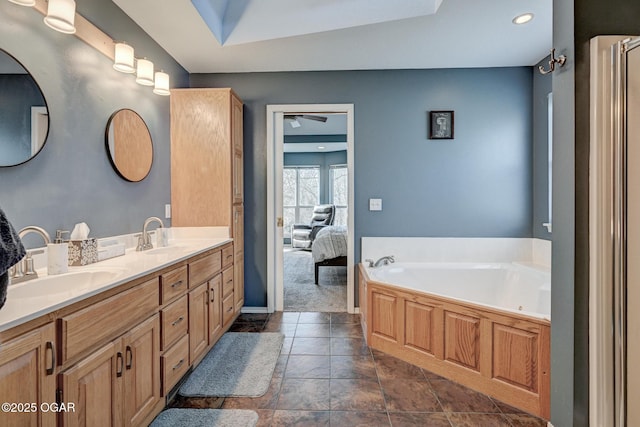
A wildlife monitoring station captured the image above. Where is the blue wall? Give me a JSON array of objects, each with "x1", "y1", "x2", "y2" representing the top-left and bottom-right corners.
[
  {"x1": 0, "y1": 1, "x2": 188, "y2": 247},
  {"x1": 192, "y1": 68, "x2": 534, "y2": 307}
]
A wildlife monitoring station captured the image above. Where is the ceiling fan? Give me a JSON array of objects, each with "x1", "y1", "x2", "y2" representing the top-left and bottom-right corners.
[{"x1": 284, "y1": 114, "x2": 327, "y2": 128}]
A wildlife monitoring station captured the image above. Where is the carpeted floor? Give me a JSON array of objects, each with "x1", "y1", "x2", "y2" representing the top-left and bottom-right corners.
[{"x1": 283, "y1": 248, "x2": 347, "y2": 312}]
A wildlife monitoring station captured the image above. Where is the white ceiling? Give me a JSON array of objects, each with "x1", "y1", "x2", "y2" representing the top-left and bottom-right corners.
[
  {"x1": 112, "y1": 0, "x2": 552, "y2": 74},
  {"x1": 284, "y1": 113, "x2": 347, "y2": 153}
]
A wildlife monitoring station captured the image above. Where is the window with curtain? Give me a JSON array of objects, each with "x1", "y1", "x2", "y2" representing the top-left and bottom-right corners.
[
  {"x1": 330, "y1": 164, "x2": 348, "y2": 226},
  {"x1": 283, "y1": 166, "x2": 320, "y2": 238}
]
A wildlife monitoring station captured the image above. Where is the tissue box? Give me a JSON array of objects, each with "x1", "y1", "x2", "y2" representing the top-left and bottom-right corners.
[{"x1": 68, "y1": 239, "x2": 98, "y2": 266}]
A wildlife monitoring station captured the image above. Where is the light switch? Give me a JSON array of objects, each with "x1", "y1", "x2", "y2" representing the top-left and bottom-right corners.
[
  {"x1": 369, "y1": 198, "x2": 382, "y2": 211},
  {"x1": 165, "y1": 204, "x2": 171, "y2": 219}
]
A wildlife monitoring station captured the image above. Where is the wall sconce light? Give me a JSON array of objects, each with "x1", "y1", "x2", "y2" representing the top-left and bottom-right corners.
[
  {"x1": 153, "y1": 71, "x2": 170, "y2": 96},
  {"x1": 43, "y1": 0, "x2": 77, "y2": 34},
  {"x1": 135, "y1": 58, "x2": 154, "y2": 86},
  {"x1": 7, "y1": 0, "x2": 36, "y2": 6},
  {"x1": 113, "y1": 42, "x2": 135, "y2": 73}
]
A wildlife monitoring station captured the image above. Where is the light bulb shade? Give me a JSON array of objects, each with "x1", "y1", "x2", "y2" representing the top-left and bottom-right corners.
[
  {"x1": 153, "y1": 71, "x2": 170, "y2": 96},
  {"x1": 135, "y1": 58, "x2": 154, "y2": 86},
  {"x1": 43, "y1": 0, "x2": 76, "y2": 34},
  {"x1": 113, "y1": 43, "x2": 135, "y2": 73},
  {"x1": 8, "y1": 0, "x2": 36, "y2": 6}
]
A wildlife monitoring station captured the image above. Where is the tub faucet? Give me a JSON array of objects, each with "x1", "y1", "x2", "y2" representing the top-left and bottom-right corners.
[
  {"x1": 9, "y1": 226, "x2": 51, "y2": 283},
  {"x1": 368, "y1": 255, "x2": 395, "y2": 267},
  {"x1": 136, "y1": 217, "x2": 164, "y2": 251}
]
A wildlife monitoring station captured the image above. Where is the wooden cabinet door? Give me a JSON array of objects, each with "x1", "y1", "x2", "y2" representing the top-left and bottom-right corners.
[
  {"x1": 60, "y1": 341, "x2": 123, "y2": 427},
  {"x1": 122, "y1": 314, "x2": 160, "y2": 427},
  {"x1": 232, "y1": 94, "x2": 244, "y2": 205},
  {"x1": 188, "y1": 283, "x2": 209, "y2": 364},
  {"x1": 208, "y1": 274, "x2": 222, "y2": 344},
  {"x1": 233, "y1": 204, "x2": 244, "y2": 311},
  {"x1": 0, "y1": 323, "x2": 56, "y2": 427}
]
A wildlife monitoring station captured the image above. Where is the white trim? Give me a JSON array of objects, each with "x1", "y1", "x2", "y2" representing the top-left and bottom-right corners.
[
  {"x1": 241, "y1": 306, "x2": 270, "y2": 314},
  {"x1": 267, "y1": 104, "x2": 355, "y2": 314},
  {"x1": 588, "y1": 35, "x2": 629, "y2": 427}
]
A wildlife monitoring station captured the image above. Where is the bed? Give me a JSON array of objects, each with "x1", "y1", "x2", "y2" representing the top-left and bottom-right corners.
[{"x1": 311, "y1": 225, "x2": 348, "y2": 284}]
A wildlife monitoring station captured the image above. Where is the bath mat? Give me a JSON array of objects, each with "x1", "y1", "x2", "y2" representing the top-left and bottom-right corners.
[
  {"x1": 179, "y1": 332, "x2": 284, "y2": 397},
  {"x1": 149, "y1": 408, "x2": 258, "y2": 427}
]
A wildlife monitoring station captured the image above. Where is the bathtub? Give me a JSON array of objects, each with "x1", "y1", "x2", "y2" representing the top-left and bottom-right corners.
[
  {"x1": 359, "y1": 261, "x2": 551, "y2": 419},
  {"x1": 366, "y1": 262, "x2": 550, "y2": 320}
]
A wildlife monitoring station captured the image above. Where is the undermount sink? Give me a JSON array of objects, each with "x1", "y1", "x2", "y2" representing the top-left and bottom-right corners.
[{"x1": 8, "y1": 269, "x2": 125, "y2": 301}]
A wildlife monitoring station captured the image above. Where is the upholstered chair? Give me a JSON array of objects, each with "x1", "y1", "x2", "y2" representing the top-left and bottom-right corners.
[{"x1": 291, "y1": 204, "x2": 336, "y2": 249}]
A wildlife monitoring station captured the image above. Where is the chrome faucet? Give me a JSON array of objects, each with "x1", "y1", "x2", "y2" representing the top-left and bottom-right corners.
[
  {"x1": 9, "y1": 226, "x2": 51, "y2": 283},
  {"x1": 136, "y1": 217, "x2": 164, "y2": 251},
  {"x1": 364, "y1": 255, "x2": 395, "y2": 268}
]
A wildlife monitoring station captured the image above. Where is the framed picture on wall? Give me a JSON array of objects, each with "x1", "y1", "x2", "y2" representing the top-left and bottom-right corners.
[{"x1": 429, "y1": 111, "x2": 454, "y2": 139}]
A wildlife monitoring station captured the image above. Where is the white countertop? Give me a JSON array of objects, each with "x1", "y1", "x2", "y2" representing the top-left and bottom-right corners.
[{"x1": 0, "y1": 227, "x2": 232, "y2": 333}]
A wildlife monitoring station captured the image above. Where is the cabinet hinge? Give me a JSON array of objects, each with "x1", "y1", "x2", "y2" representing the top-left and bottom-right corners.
[{"x1": 56, "y1": 388, "x2": 63, "y2": 405}]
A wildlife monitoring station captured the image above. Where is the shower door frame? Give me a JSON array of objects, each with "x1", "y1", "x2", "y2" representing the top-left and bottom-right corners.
[{"x1": 589, "y1": 35, "x2": 640, "y2": 427}]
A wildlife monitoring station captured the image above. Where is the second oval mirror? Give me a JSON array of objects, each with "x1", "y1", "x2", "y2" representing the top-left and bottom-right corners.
[{"x1": 105, "y1": 109, "x2": 153, "y2": 182}]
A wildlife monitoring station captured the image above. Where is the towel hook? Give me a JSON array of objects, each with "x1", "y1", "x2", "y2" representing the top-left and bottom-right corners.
[{"x1": 539, "y1": 48, "x2": 567, "y2": 75}]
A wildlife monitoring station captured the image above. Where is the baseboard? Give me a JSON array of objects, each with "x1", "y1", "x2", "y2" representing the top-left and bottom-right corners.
[{"x1": 241, "y1": 306, "x2": 270, "y2": 314}]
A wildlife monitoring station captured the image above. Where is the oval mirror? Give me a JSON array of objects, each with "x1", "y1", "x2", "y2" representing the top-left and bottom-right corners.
[
  {"x1": 105, "y1": 109, "x2": 153, "y2": 182},
  {"x1": 0, "y1": 49, "x2": 49, "y2": 167}
]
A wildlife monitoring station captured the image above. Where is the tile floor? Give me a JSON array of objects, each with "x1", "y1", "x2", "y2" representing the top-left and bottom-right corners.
[{"x1": 171, "y1": 312, "x2": 548, "y2": 427}]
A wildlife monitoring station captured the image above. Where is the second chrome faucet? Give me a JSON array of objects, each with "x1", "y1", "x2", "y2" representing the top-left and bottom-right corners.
[{"x1": 136, "y1": 217, "x2": 164, "y2": 251}]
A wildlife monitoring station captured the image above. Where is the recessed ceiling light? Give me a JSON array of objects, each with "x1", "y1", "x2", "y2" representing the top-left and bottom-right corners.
[
  {"x1": 512, "y1": 13, "x2": 534, "y2": 25},
  {"x1": 318, "y1": 146, "x2": 326, "y2": 150}
]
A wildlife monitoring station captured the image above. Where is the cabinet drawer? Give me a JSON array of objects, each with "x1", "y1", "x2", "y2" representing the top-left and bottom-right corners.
[
  {"x1": 60, "y1": 278, "x2": 159, "y2": 364},
  {"x1": 222, "y1": 292, "x2": 235, "y2": 326},
  {"x1": 222, "y1": 266, "x2": 234, "y2": 298},
  {"x1": 222, "y1": 245, "x2": 234, "y2": 268},
  {"x1": 160, "y1": 265, "x2": 188, "y2": 304},
  {"x1": 189, "y1": 251, "x2": 221, "y2": 288},
  {"x1": 161, "y1": 295, "x2": 188, "y2": 350},
  {"x1": 162, "y1": 335, "x2": 189, "y2": 395}
]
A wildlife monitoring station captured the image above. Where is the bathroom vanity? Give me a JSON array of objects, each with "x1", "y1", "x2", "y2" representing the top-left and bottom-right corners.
[{"x1": 0, "y1": 234, "x2": 239, "y2": 427}]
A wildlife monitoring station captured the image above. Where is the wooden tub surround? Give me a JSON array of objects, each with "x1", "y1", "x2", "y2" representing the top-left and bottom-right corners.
[{"x1": 358, "y1": 264, "x2": 551, "y2": 419}]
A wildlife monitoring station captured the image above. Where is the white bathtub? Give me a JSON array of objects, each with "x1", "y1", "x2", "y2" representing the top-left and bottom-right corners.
[{"x1": 365, "y1": 262, "x2": 550, "y2": 320}]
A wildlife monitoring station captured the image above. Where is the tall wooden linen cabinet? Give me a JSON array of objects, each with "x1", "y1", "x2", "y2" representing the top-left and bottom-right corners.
[{"x1": 170, "y1": 88, "x2": 244, "y2": 313}]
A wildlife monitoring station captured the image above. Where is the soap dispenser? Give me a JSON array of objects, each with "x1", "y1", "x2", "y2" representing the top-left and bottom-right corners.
[{"x1": 47, "y1": 230, "x2": 69, "y2": 275}]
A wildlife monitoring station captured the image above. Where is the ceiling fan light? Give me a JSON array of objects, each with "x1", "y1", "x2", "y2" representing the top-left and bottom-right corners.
[
  {"x1": 113, "y1": 42, "x2": 135, "y2": 73},
  {"x1": 43, "y1": 0, "x2": 76, "y2": 34},
  {"x1": 7, "y1": 0, "x2": 36, "y2": 6},
  {"x1": 290, "y1": 119, "x2": 301, "y2": 128}
]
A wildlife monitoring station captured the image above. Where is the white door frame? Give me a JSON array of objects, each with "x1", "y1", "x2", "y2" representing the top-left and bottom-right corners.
[{"x1": 266, "y1": 104, "x2": 355, "y2": 313}]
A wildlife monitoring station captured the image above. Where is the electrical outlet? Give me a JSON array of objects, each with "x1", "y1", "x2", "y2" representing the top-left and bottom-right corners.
[{"x1": 369, "y1": 198, "x2": 382, "y2": 211}]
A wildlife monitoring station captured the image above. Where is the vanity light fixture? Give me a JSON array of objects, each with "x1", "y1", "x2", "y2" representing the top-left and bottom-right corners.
[
  {"x1": 135, "y1": 58, "x2": 154, "y2": 86},
  {"x1": 153, "y1": 71, "x2": 170, "y2": 96},
  {"x1": 113, "y1": 42, "x2": 135, "y2": 73},
  {"x1": 43, "y1": 0, "x2": 77, "y2": 34},
  {"x1": 512, "y1": 13, "x2": 534, "y2": 25},
  {"x1": 7, "y1": 0, "x2": 36, "y2": 6}
]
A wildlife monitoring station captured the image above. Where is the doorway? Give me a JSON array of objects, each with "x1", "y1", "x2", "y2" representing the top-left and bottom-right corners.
[{"x1": 266, "y1": 104, "x2": 355, "y2": 313}]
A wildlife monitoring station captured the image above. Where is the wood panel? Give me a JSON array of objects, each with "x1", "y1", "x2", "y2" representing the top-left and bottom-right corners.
[
  {"x1": 60, "y1": 341, "x2": 122, "y2": 427},
  {"x1": 444, "y1": 311, "x2": 481, "y2": 371},
  {"x1": 371, "y1": 290, "x2": 398, "y2": 342},
  {"x1": 161, "y1": 295, "x2": 188, "y2": 351},
  {"x1": 222, "y1": 266, "x2": 234, "y2": 298},
  {"x1": 222, "y1": 293, "x2": 235, "y2": 327},
  {"x1": 404, "y1": 300, "x2": 434, "y2": 355},
  {"x1": 233, "y1": 206, "x2": 244, "y2": 312},
  {"x1": 492, "y1": 323, "x2": 538, "y2": 392},
  {"x1": 123, "y1": 314, "x2": 161, "y2": 426},
  {"x1": 160, "y1": 265, "x2": 188, "y2": 305},
  {"x1": 60, "y1": 278, "x2": 159, "y2": 364},
  {"x1": 161, "y1": 335, "x2": 189, "y2": 395},
  {"x1": 232, "y1": 94, "x2": 244, "y2": 204},
  {"x1": 208, "y1": 275, "x2": 223, "y2": 344},
  {"x1": 188, "y1": 283, "x2": 209, "y2": 364},
  {"x1": 0, "y1": 323, "x2": 56, "y2": 427},
  {"x1": 189, "y1": 251, "x2": 222, "y2": 288},
  {"x1": 171, "y1": 89, "x2": 232, "y2": 226},
  {"x1": 222, "y1": 245, "x2": 234, "y2": 268}
]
